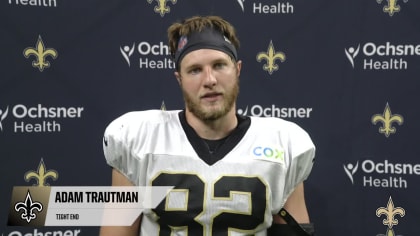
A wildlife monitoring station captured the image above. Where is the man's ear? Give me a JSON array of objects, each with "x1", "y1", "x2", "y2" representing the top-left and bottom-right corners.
[
  {"x1": 174, "y1": 71, "x2": 181, "y2": 85},
  {"x1": 236, "y1": 60, "x2": 242, "y2": 77}
]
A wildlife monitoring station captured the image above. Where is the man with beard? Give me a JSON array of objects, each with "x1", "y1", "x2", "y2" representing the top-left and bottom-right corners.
[{"x1": 100, "y1": 15, "x2": 315, "y2": 236}]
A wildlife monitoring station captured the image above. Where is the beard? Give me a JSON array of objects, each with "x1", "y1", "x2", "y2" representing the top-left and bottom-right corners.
[{"x1": 182, "y1": 80, "x2": 239, "y2": 121}]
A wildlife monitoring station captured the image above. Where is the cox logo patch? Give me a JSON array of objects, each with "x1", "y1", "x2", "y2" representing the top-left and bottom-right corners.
[{"x1": 253, "y1": 146, "x2": 284, "y2": 163}]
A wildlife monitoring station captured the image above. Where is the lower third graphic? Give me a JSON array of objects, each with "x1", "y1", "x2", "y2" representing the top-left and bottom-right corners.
[{"x1": 8, "y1": 186, "x2": 172, "y2": 226}]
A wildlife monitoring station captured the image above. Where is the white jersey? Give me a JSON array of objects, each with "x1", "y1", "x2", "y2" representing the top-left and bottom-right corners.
[{"x1": 103, "y1": 110, "x2": 315, "y2": 236}]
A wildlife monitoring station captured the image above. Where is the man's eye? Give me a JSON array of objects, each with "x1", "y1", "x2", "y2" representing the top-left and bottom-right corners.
[
  {"x1": 189, "y1": 68, "x2": 201, "y2": 74},
  {"x1": 214, "y1": 63, "x2": 226, "y2": 69}
]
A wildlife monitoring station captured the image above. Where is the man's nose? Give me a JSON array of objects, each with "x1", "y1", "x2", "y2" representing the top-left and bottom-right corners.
[{"x1": 203, "y1": 67, "x2": 217, "y2": 86}]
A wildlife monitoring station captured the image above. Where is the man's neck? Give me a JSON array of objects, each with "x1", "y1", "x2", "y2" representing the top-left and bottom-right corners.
[{"x1": 185, "y1": 109, "x2": 238, "y2": 140}]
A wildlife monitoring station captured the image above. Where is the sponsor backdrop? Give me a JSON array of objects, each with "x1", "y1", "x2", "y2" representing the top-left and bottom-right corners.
[{"x1": 1, "y1": 0, "x2": 419, "y2": 235}]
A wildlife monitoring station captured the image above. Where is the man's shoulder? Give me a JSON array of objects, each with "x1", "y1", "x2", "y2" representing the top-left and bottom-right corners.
[
  {"x1": 113, "y1": 109, "x2": 180, "y2": 123},
  {"x1": 105, "y1": 109, "x2": 181, "y2": 132},
  {"x1": 249, "y1": 116, "x2": 312, "y2": 139},
  {"x1": 250, "y1": 116, "x2": 299, "y2": 129}
]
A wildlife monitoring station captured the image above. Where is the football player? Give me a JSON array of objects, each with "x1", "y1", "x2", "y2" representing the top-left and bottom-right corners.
[{"x1": 100, "y1": 15, "x2": 315, "y2": 236}]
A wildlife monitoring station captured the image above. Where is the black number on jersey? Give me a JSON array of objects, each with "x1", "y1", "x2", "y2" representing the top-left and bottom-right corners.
[{"x1": 152, "y1": 173, "x2": 268, "y2": 235}]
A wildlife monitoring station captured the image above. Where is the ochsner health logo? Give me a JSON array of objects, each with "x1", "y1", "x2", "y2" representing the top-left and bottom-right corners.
[
  {"x1": 0, "y1": 104, "x2": 84, "y2": 134},
  {"x1": 236, "y1": 0, "x2": 245, "y2": 11},
  {"x1": 119, "y1": 41, "x2": 175, "y2": 69},
  {"x1": 120, "y1": 43, "x2": 135, "y2": 67},
  {"x1": 343, "y1": 161, "x2": 359, "y2": 184},
  {"x1": 0, "y1": 106, "x2": 9, "y2": 131},
  {"x1": 344, "y1": 44, "x2": 360, "y2": 68},
  {"x1": 235, "y1": 0, "x2": 295, "y2": 14},
  {"x1": 238, "y1": 104, "x2": 313, "y2": 119},
  {"x1": 343, "y1": 159, "x2": 420, "y2": 189},
  {"x1": 345, "y1": 41, "x2": 420, "y2": 70}
]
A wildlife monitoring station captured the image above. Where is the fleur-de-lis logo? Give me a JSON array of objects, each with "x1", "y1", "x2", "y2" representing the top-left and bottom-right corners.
[
  {"x1": 160, "y1": 101, "x2": 166, "y2": 111},
  {"x1": 376, "y1": 196, "x2": 405, "y2": 236},
  {"x1": 256, "y1": 40, "x2": 286, "y2": 75},
  {"x1": 24, "y1": 159, "x2": 58, "y2": 186},
  {"x1": 14, "y1": 190, "x2": 43, "y2": 223},
  {"x1": 371, "y1": 103, "x2": 403, "y2": 138},
  {"x1": 23, "y1": 35, "x2": 58, "y2": 72},
  {"x1": 376, "y1": 0, "x2": 408, "y2": 17},
  {"x1": 147, "y1": 0, "x2": 177, "y2": 17}
]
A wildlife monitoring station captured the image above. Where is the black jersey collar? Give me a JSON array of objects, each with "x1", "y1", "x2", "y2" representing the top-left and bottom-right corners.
[{"x1": 178, "y1": 110, "x2": 251, "y2": 166}]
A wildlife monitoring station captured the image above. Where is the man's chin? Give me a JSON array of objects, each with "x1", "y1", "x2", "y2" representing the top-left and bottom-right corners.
[{"x1": 194, "y1": 107, "x2": 227, "y2": 121}]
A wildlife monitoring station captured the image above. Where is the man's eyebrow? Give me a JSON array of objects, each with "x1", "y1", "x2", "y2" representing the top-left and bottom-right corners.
[
  {"x1": 183, "y1": 56, "x2": 231, "y2": 70},
  {"x1": 184, "y1": 63, "x2": 201, "y2": 71},
  {"x1": 212, "y1": 58, "x2": 230, "y2": 63}
]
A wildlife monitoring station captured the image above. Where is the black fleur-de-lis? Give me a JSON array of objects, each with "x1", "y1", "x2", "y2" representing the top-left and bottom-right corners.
[{"x1": 14, "y1": 190, "x2": 43, "y2": 223}]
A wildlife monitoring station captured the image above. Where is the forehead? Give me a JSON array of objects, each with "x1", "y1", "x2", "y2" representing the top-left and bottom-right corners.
[{"x1": 180, "y1": 49, "x2": 232, "y2": 67}]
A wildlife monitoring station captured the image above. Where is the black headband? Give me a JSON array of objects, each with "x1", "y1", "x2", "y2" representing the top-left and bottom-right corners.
[{"x1": 174, "y1": 27, "x2": 238, "y2": 70}]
